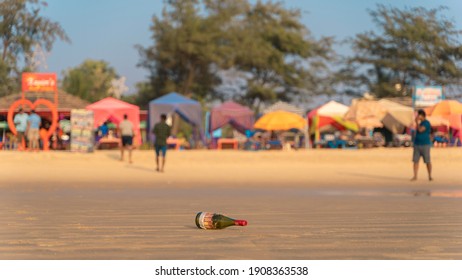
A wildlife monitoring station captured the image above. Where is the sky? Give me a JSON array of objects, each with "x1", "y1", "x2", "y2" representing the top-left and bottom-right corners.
[{"x1": 40, "y1": 0, "x2": 462, "y2": 95}]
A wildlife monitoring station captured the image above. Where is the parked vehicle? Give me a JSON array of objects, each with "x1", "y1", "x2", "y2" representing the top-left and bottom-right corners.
[{"x1": 393, "y1": 134, "x2": 412, "y2": 147}]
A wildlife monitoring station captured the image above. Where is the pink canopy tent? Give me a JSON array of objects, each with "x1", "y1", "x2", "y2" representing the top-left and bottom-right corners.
[
  {"x1": 86, "y1": 97, "x2": 141, "y2": 145},
  {"x1": 210, "y1": 101, "x2": 254, "y2": 133}
]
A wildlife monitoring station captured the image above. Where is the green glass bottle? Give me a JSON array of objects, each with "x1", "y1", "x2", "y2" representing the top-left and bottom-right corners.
[{"x1": 195, "y1": 212, "x2": 248, "y2": 230}]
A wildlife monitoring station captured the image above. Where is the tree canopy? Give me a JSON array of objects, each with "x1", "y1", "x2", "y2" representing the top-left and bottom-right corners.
[
  {"x1": 136, "y1": 0, "x2": 224, "y2": 105},
  {"x1": 61, "y1": 59, "x2": 119, "y2": 103},
  {"x1": 136, "y1": 0, "x2": 334, "y2": 109},
  {"x1": 347, "y1": 5, "x2": 462, "y2": 98},
  {"x1": 232, "y1": 1, "x2": 334, "y2": 109},
  {"x1": 0, "y1": 0, "x2": 69, "y2": 96}
]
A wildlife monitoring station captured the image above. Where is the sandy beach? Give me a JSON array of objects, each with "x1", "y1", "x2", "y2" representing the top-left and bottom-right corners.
[{"x1": 1, "y1": 148, "x2": 462, "y2": 259}]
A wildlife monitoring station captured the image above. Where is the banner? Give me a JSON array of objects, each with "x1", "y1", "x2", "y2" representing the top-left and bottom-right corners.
[
  {"x1": 70, "y1": 109, "x2": 94, "y2": 153},
  {"x1": 1, "y1": 260, "x2": 461, "y2": 280},
  {"x1": 413, "y1": 86, "x2": 444, "y2": 107},
  {"x1": 22, "y1": 72, "x2": 57, "y2": 92}
]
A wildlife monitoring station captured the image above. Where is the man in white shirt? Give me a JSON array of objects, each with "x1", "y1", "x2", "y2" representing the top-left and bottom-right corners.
[
  {"x1": 13, "y1": 108, "x2": 28, "y2": 150},
  {"x1": 118, "y1": 114, "x2": 135, "y2": 163}
]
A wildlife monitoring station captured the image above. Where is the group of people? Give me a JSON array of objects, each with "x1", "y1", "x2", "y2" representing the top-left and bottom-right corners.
[
  {"x1": 12, "y1": 108, "x2": 42, "y2": 151},
  {"x1": 117, "y1": 114, "x2": 171, "y2": 172},
  {"x1": 119, "y1": 109, "x2": 434, "y2": 179},
  {"x1": 11, "y1": 108, "x2": 172, "y2": 172},
  {"x1": 10, "y1": 106, "x2": 434, "y2": 179}
]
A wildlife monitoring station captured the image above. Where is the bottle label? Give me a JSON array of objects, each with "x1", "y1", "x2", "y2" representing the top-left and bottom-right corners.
[{"x1": 197, "y1": 212, "x2": 214, "y2": 229}]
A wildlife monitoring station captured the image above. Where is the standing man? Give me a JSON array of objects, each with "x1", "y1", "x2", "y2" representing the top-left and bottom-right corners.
[
  {"x1": 13, "y1": 108, "x2": 28, "y2": 150},
  {"x1": 99, "y1": 121, "x2": 109, "y2": 138},
  {"x1": 411, "y1": 109, "x2": 433, "y2": 181},
  {"x1": 119, "y1": 114, "x2": 135, "y2": 163},
  {"x1": 27, "y1": 110, "x2": 41, "y2": 151},
  {"x1": 153, "y1": 114, "x2": 171, "y2": 172}
]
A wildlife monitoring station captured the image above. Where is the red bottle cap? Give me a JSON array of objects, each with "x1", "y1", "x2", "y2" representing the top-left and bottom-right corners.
[{"x1": 234, "y1": 220, "x2": 248, "y2": 226}]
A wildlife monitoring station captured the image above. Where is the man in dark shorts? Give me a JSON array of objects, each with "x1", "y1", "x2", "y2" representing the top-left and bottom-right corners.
[
  {"x1": 119, "y1": 114, "x2": 135, "y2": 163},
  {"x1": 411, "y1": 109, "x2": 432, "y2": 181},
  {"x1": 153, "y1": 114, "x2": 171, "y2": 172}
]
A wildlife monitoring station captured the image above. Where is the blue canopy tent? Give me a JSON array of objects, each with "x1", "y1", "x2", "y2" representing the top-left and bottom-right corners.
[{"x1": 148, "y1": 92, "x2": 204, "y2": 145}]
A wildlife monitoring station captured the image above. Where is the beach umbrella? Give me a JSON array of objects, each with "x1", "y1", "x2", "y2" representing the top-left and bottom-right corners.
[
  {"x1": 425, "y1": 100, "x2": 462, "y2": 117},
  {"x1": 254, "y1": 111, "x2": 305, "y2": 131}
]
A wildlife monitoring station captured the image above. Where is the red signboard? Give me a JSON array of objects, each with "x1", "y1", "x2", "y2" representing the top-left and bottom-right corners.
[{"x1": 22, "y1": 72, "x2": 57, "y2": 92}]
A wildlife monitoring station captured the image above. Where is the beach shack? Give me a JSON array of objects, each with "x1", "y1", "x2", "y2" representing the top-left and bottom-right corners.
[{"x1": 0, "y1": 91, "x2": 89, "y2": 150}]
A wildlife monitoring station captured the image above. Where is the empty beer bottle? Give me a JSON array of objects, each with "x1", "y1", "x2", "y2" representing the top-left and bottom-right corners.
[{"x1": 195, "y1": 212, "x2": 248, "y2": 230}]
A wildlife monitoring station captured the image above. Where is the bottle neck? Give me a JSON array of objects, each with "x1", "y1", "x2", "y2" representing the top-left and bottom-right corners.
[{"x1": 234, "y1": 220, "x2": 248, "y2": 226}]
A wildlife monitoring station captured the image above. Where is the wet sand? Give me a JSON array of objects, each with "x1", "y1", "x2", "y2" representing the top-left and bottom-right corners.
[{"x1": 1, "y1": 148, "x2": 462, "y2": 259}]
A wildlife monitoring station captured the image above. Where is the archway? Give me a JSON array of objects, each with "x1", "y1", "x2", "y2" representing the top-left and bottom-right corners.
[{"x1": 6, "y1": 73, "x2": 58, "y2": 151}]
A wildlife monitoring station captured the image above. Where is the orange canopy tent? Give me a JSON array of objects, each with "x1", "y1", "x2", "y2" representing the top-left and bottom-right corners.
[
  {"x1": 425, "y1": 100, "x2": 462, "y2": 117},
  {"x1": 425, "y1": 100, "x2": 462, "y2": 144},
  {"x1": 86, "y1": 97, "x2": 141, "y2": 145}
]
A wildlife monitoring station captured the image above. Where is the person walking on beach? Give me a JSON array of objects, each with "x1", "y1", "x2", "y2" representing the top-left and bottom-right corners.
[
  {"x1": 13, "y1": 108, "x2": 28, "y2": 150},
  {"x1": 119, "y1": 114, "x2": 135, "y2": 163},
  {"x1": 411, "y1": 109, "x2": 433, "y2": 181},
  {"x1": 153, "y1": 114, "x2": 171, "y2": 172},
  {"x1": 27, "y1": 110, "x2": 41, "y2": 151}
]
